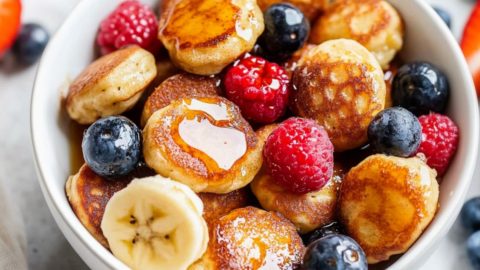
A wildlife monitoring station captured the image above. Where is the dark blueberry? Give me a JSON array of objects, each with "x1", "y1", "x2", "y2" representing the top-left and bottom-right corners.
[
  {"x1": 368, "y1": 107, "x2": 421, "y2": 157},
  {"x1": 392, "y1": 61, "x2": 449, "y2": 116},
  {"x1": 302, "y1": 234, "x2": 367, "y2": 270},
  {"x1": 82, "y1": 116, "x2": 142, "y2": 178},
  {"x1": 259, "y1": 3, "x2": 309, "y2": 62},
  {"x1": 467, "y1": 231, "x2": 480, "y2": 269},
  {"x1": 303, "y1": 222, "x2": 341, "y2": 246},
  {"x1": 461, "y1": 197, "x2": 480, "y2": 232},
  {"x1": 433, "y1": 6, "x2": 451, "y2": 29},
  {"x1": 12, "y1": 23, "x2": 50, "y2": 65}
]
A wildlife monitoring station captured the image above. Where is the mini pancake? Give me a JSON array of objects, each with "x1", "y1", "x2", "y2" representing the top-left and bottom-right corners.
[
  {"x1": 158, "y1": 0, "x2": 264, "y2": 75},
  {"x1": 66, "y1": 45, "x2": 157, "y2": 124},
  {"x1": 141, "y1": 73, "x2": 221, "y2": 126},
  {"x1": 197, "y1": 188, "x2": 251, "y2": 226},
  {"x1": 310, "y1": 0, "x2": 404, "y2": 69},
  {"x1": 189, "y1": 207, "x2": 305, "y2": 270},
  {"x1": 339, "y1": 154, "x2": 439, "y2": 264},
  {"x1": 65, "y1": 163, "x2": 155, "y2": 248},
  {"x1": 251, "y1": 165, "x2": 342, "y2": 233},
  {"x1": 143, "y1": 96, "x2": 262, "y2": 193},
  {"x1": 291, "y1": 39, "x2": 386, "y2": 151}
]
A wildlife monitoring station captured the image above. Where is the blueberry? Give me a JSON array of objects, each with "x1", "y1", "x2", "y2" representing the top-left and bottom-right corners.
[
  {"x1": 303, "y1": 222, "x2": 341, "y2": 246},
  {"x1": 12, "y1": 23, "x2": 50, "y2": 65},
  {"x1": 467, "y1": 231, "x2": 480, "y2": 269},
  {"x1": 433, "y1": 6, "x2": 451, "y2": 29},
  {"x1": 368, "y1": 107, "x2": 421, "y2": 157},
  {"x1": 82, "y1": 116, "x2": 142, "y2": 178},
  {"x1": 392, "y1": 61, "x2": 449, "y2": 116},
  {"x1": 259, "y1": 3, "x2": 309, "y2": 62},
  {"x1": 302, "y1": 234, "x2": 367, "y2": 270},
  {"x1": 461, "y1": 197, "x2": 480, "y2": 232}
]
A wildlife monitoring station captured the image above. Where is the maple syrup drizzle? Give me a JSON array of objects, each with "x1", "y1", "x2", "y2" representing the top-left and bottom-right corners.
[{"x1": 173, "y1": 98, "x2": 247, "y2": 172}]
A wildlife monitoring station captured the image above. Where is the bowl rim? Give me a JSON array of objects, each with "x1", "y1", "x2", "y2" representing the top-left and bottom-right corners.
[
  {"x1": 30, "y1": 0, "x2": 130, "y2": 268},
  {"x1": 30, "y1": 0, "x2": 479, "y2": 269},
  {"x1": 387, "y1": 1, "x2": 479, "y2": 268}
]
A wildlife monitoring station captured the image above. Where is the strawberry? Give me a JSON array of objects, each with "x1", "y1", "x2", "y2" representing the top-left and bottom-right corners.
[
  {"x1": 461, "y1": 3, "x2": 480, "y2": 96},
  {"x1": 0, "y1": 0, "x2": 21, "y2": 56}
]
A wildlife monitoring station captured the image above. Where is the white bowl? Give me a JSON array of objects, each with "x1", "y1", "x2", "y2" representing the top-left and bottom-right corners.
[{"x1": 31, "y1": 0, "x2": 479, "y2": 269}]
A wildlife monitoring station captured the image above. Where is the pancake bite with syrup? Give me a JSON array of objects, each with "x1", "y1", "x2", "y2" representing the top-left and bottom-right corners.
[
  {"x1": 158, "y1": 0, "x2": 264, "y2": 75},
  {"x1": 143, "y1": 96, "x2": 262, "y2": 193},
  {"x1": 291, "y1": 39, "x2": 386, "y2": 151},
  {"x1": 189, "y1": 207, "x2": 305, "y2": 270},
  {"x1": 339, "y1": 154, "x2": 439, "y2": 263}
]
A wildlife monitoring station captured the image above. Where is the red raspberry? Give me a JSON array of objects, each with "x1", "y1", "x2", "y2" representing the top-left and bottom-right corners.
[
  {"x1": 263, "y1": 117, "x2": 334, "y2": 194},
  {"x1": 416, "y1": 113, "x2": 459, "y2": 176},
  {"x1": 223, "y1": 55, "x2": 290, "y2": 124},
  {"x1": 97, "y1": 0, "x2": 160, "y2": 55}
]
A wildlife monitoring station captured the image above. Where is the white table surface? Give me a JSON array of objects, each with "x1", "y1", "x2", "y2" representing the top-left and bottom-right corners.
[{"x1": 0, "y1": 0, "x2": 476, "y2": 269}]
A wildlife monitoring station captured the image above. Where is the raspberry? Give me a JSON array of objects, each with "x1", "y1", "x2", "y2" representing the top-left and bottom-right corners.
[
  {"x1": 97, "y1": 0, "x2": 160, "y2": 55},
  {"x1": 223, "y1": 55, "x2": 290, "y2": 124},
  {"x1": 263, "y1": 117, "x2": 334, "y2": 194},
  {"x1": 416, "y1": 113, "x2": 459, "y2": 176}
]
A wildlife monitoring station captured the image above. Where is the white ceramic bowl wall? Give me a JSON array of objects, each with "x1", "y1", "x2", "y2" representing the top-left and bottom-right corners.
[{"x1": 31, "y1": 0, "x2": 479, "y2": 269}]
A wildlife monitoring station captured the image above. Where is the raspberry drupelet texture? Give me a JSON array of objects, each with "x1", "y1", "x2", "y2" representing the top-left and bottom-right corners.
[
  {"x1": 97, "y1": 0, "x2": 160, "y2": 55},
  {"x1": 223, "y1": 55, "x2": 290, "y2": 124},
  {"x1": 416, "y1": 113, "x2": 459, "y2": 176},
  {"x1": 263, "y1": 117, "x2": 334, "y2": 194}
]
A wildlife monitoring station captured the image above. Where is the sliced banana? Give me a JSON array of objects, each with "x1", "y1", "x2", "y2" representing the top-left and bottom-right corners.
[{"x1": 101, "y1": 175, "x2": 209, "y2": 270}]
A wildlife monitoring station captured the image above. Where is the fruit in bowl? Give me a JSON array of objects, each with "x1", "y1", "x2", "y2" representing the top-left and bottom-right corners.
[{"x1": 30, "y1": 0, "x2": 479, "y2": 270}]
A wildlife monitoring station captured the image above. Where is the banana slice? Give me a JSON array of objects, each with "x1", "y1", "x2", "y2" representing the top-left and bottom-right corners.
[{"x1": 101, "y1": 175, "x2": 209, "y2": 270}]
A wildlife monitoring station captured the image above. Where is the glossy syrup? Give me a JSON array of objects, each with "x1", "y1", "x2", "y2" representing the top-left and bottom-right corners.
[
  {"x1": 68, "y1": 120, "x2": 87, "y2": 175},
  {"x1": 172, "y1": 98, "x2": 248, "y2": 173}
]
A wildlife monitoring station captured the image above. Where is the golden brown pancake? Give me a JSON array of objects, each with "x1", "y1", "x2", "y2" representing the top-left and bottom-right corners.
[
  {"x1": 339, "y1": 154, "x2": 439, "y2": 264},
  {"x1": 189, "y1": 207, "x2": 305, "y2": 270},
  {"x1": 66, "y1": 45, "x2": 157, "y2": 124},
  {"x1": 291, "y1": 39, "x2": 386, "y2": 152},
  {"x1": 141, "y1": 73, "x2": 221, "y2": 126},
  {"x1": 198, "y1": 188, "x2": 251, "y2": 225},
  {"x1": 65, "y1": 164, "x2": 155, "y2": 247},
  {"x1": 310, "y1": 0, "x2": 404, "y2": 69},
  {"x1": 143, "y1": 96, "x2": 262, "y2": 193},
  {"x1": 251, "y1": 165, "x2": 342, "y2": 233},
  {"x1": 158, "y1": 0, "x2": 264, "y2": 75}
]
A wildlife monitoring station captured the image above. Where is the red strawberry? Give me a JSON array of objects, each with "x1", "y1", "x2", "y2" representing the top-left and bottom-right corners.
[
  {"x1": 461, "y1": 3, "x2": 480, "y2": 96},
  {"x1": 0, "y1": 0, "x2": 21, "y2": 56}
]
